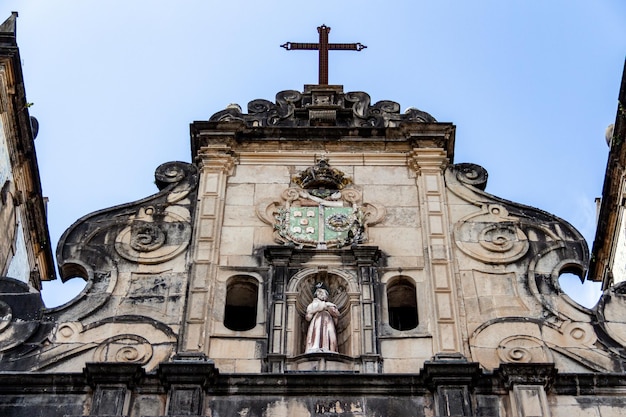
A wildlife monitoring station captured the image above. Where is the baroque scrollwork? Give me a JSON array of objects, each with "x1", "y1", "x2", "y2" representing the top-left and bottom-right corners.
[
  {"x1": 446, "y1": 163, "x2": 626, "y2": 372},
  {"x1": 497, "y1": 335, "x2": 551, "y2": 364},
  {"x1": 94, "y1": 334, "x2": 153, "y2": 365},
  {"x1": 0, "y1": 162, "x2": 200, "y2": 372},
  {"x1": 129, "y1": 221, "x2": 166, "y2": 252},
  {"x1": 453, "y1": 163, "x2": 488, "y2": 190},
  {"x1": 209, "y1": 87, "x2": 435, "y2": 128},
  {"x1": 114, "y1": 208, "x2": 191, "y2": 264},
  {"x1": 453, "y1": 204, "x2": 530, "y2": 264},
  {"x1": 58, "y1": 161, "x2": 198, "y2": 271},
  {"x1": 470, "y1": 317, "x2": 619, "y2": 372}
]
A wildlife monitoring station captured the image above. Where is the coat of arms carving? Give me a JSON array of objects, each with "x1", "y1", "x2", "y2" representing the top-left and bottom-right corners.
[{"x1": 257, "y1": 159, "x2": 385, "y2": 249}]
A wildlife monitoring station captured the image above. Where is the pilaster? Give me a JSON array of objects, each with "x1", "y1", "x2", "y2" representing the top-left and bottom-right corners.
[
  {"x1": 181, "y1": 143, "x2": 236, "y2": 354},
  {"x1": 409, "y1": 148, "x2": 461, "y2": 354}
]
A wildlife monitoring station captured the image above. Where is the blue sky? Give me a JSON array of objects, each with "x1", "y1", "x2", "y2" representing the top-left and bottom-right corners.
[{"x1": 2, "y1": 1, "x2": 625, "y2": 308}]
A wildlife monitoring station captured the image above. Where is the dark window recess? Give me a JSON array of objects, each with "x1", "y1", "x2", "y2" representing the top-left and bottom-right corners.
[
  {"x1": 224, "y1": 280, "x2": 258, "y2": 331},
  {"x1": 387, "y1": 279, "x2": 418, "y2": 331}
]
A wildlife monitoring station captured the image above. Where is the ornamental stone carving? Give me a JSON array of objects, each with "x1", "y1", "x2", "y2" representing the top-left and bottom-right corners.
[
  {"x1": 257, "y1": 158, "x2": 385, "y2": 249},
  {"x1": 0, "y1": 161, "x2": 197, "y2": 372},
  {"x1": 454, "y1": 204, "x2": 530, "y2": 264},
  {"x1": 446, "y1": 163, "x2": 626, "y2": 372},
  {"x1": 209, "y1": 85, "x2": 435, "y2": 128}
]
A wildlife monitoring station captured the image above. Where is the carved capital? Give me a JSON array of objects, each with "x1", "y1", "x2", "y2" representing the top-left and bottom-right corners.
[
  {"x1": 197, "y1": 149, "x2": 236, "y2": 175},
  {"x1": 407, "y1": 149, "x2": 448, "y2": 174}
]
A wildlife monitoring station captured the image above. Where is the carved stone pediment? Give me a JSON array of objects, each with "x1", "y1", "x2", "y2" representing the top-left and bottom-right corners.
[{"x1": 209, "y1": 85, "x2": 436, "y2": 128}]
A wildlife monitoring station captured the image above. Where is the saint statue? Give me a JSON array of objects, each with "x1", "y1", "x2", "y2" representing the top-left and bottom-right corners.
[{"x1": 305, "y1": 284, "x2": 340, "y2": 353}]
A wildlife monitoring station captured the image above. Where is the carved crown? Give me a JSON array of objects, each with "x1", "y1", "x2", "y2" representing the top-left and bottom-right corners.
[{"x1": 292, "y1": 158, "x2": 351, "y2": 191}]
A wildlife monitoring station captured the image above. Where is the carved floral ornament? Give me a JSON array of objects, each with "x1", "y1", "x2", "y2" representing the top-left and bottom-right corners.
[{"x1": 257, "y1": 159, "x2": 385, "y2": 249}]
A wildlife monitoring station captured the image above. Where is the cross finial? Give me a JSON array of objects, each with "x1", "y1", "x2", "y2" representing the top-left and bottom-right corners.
[{"x1": 281, "y1": 25, "x2": 366, "y2": 85}]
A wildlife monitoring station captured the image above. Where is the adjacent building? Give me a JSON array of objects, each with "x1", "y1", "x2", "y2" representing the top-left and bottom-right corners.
[
  {"x1": 0, "y1": 12, "x2": 54, "y2": 289},
  {"x1": 590, "y1": 59, "x2": 626, "y2": 289}
]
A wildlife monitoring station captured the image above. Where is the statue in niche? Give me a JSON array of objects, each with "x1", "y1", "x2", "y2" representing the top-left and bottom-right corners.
[{"x1": 305, "y1": 284, "x2": 340, "y2": 353}]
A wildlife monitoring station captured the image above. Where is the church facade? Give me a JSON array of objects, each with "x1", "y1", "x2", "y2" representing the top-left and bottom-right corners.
[{"x1": 2, "y1": 19, "x2": 626, "y2": 417}]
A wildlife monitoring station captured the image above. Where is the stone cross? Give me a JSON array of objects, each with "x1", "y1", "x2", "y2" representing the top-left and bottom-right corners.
[{"x1": 281, "y1": 25, "x2": 366, "y2": 85}]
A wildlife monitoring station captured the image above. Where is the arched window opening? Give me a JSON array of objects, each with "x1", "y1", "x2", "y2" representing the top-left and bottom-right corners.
[
  {"x1": 224, "y1": 279, "x2": 258, "y2": 331},
  {"x1": 387, "y1": 278, "x2": 418, "y2": 331}
]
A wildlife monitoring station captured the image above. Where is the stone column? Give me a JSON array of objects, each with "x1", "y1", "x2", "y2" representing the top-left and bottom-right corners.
[
  {"x1": 409, "y1": 149, "x2": 461, "y2": 354},
  {"x1": 498, "y1": 363, "x2": 555, "y2": 417},
  {"x1": 181, "y1": 143, "x2": 235, "y2": 354}
]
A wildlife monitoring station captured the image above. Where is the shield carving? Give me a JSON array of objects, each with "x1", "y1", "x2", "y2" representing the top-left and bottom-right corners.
[{"x1": 282, "y1": 206, "x2": 361, "y2": 248}]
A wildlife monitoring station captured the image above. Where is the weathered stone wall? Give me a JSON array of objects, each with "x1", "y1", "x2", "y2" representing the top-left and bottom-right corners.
[{"x1": 2, "y1": 362, "x2": 626, "y2": 416}]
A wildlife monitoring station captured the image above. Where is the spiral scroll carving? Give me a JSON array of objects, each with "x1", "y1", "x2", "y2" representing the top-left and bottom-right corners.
[
  {"x1": 454, "y1": 163, "x2": 488, "y2": 191},
  {"x1": 497, "y1": 336, "x2": 550, "y2": 364},
  {"x1": 273, "y1": 90, "x2": 302, "y2": 122},
  {"x1": 454, "y1": 205, "x2": 529, "y2": 264},
  {"x1": 115, "y1": 210, "x2": 191, "y2": 264},
  {"x1": 478, "y1": 223, "x2": 522, "y2": 253},
  {"x1": 248, "y1": 99, "x2": 274, "y2": 114},
  {"x1": 129, "y1": 222, "x2": 166, "y2": 252},
  {"x1": 155, "y1": 161, "x2": 188, "y2": 189},
  {"x1": 371, "y1": 100, "x2": 401, "y2": 115},
  {"x1": 94, "y1": 334, "x2": 153, "y2": 364},
  {"x1": 345, "y1": 91, "x2": 371, "y2": 119},
  {"x1": 341, "y1": 189, "x2": 362, "y2": 204},
  {"x1": 282, "y1": 188, "x2": 301, "y2": 202}
]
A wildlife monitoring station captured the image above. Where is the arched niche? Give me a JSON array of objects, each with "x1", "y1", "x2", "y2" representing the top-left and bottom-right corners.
[
  {"x1": 224, "y1": 275, "x2": 259, "y2": 332},
  {"x1": 285, "y1": 268, "x2": 360, "y2": 357},
  {"x1": 386, "y1": 276, "x2": 418, "y2": 331}
]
